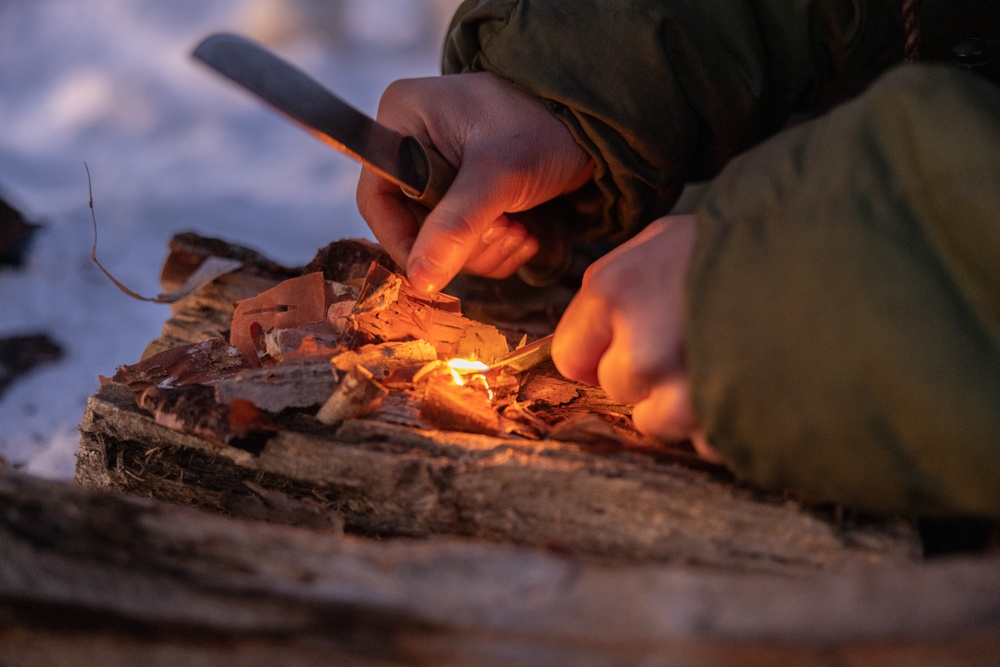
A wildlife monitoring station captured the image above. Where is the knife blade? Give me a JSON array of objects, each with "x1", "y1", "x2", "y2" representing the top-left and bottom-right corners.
[
  {"x1": 192, "y1": 32, "x2": 456, "y2": 207},
  {"x1": 193, "y1": 32, "x2": 578, "y2": 288},
  {"x1": 489, "y1": 334, "x2": 553, "y2": 374}
]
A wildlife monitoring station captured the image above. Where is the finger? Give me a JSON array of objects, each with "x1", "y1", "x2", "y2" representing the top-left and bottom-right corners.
[
  {"x1": 690, "y1": 431, "x2": 727, "y2": 465},
  {"x1": 461, "y1": 220, "x2": 529, "y2": 276},
  {"x1": 356, "y1": 166, "x2": 424, "y2": 268},
  {"x1": 406, "y1": 163, "x2": 515, "y2": 292},
  {"x1": 552, "y1": 287, "x2": 613, "y2": 386},
  {"x1": 596, "y1": 324, "x2": 684, "y2": 407},
  {"x1": 572, "y1": 257, "x2": 677, "y2": 403},
  {"x1": 595, "y1": 324, "x2": 657, "y2": 406},
  {"x1": 630, "y1": 379, "x2": 699, "y2": 443},
  {"x1": 480, "y1": 235, "x2": 539, "y2": 279},
  {"x1": 465, "y1": 221, "x2": 541, "y2": 279}
]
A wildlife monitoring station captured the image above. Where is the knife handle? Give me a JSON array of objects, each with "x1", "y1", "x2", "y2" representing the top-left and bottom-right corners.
[{"x1": 402, "y1": 136, "x2": 458, "y2": 209}]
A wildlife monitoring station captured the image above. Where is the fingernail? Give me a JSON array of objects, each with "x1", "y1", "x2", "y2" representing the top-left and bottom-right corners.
[
  {"x1": 481, "y1": 217, "x2": 510, "y2": 245},
  {"x1": 499, "y1": 224, "x2": 528, "y2": 255},
  {"x1": 511, "y1": 234, "x2": 539, "y2": 262},
  {"x1": 408, "y1": 258, "x2": 449, "y2": 293}
]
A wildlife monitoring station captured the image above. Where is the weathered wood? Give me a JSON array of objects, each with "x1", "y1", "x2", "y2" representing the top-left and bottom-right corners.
[
  {"x1": 67, "y1": 232, "x2": 1000, "y2": 664},
  {"x1": 79, "y1": 233, "x2": 923, "y2": 571},
  {"x1": 420, "y1": 377, "x2": 501, "y2": 435},
  {"x1": 2, "y1": 469, "x2": 998, "y2": 666},
  {"x1": 316, "y1": 365, "x2": 389, "y2": 423},
  {"x1": 78, "y1": 381, "x2": 919, "y2": 571},
  {"x1": 347, "y1": 263, "x2": 510, "y2": 362}
]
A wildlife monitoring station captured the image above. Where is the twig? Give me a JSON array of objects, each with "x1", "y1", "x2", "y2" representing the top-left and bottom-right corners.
[{"x1": 86, "y1": 163, "x2": 241, "y2": 303}]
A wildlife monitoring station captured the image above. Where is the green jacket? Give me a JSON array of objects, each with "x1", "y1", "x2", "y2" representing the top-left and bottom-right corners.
[{"x1": 443, "y1": 0, "x2": 1000, "y2": 517}]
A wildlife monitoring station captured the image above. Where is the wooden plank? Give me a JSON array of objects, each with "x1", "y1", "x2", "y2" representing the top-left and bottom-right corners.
[{"x1": 1, "y1": 469, "x2": 998, "y2": 666}]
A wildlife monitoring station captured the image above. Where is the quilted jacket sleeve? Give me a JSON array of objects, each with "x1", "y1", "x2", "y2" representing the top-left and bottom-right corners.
[
  {"x1": 442, "y1": 0, "x2": 904, "y2": 242},
  {"x1": 686, "y1": 65, "x2": 1000, "y2": 516},
  {"x1": 442, "y1": 1, "x2": 1000, "y2": 516}
]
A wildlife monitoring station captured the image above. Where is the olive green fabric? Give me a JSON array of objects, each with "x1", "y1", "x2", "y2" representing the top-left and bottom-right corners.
[
  {"x1": 444, "y1": 0, "x2": 905, "y2": 242},
  {"x1": 688, "y1": 65, "x2": 1000, "y2": 516},
  {"x1": 443, "y1": 1, "x2": 1000, "y2": 515}
]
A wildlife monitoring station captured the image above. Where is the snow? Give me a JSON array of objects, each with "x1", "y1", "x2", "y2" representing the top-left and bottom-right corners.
[{"x1": 0, "y1": 0, "x2": 460, "y2": 478}]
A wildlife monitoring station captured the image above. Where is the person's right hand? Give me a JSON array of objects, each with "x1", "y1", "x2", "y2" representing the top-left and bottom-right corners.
[
  {"x1": 356, "y1": 72, "x2": 594, "y2": 293},
  {"x1": 552, "y1": 214, "x2": 726, "y2": 464}
]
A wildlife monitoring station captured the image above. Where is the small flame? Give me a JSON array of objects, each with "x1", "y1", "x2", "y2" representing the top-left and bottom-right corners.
[
  {"x1": 446, "y1": 358, "x2": 494, "y2": 400},
  {"x1": 447, "y1": 358, "x2": 490, "y2": 374}
]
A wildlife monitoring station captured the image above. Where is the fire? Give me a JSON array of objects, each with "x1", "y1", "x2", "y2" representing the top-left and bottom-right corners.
[
  {"x1": 446, "y1": 358, "x2": 489, "y2": 377},
  {"x1": 446, "y1": 358, "x2": 493, "y2": 400}
]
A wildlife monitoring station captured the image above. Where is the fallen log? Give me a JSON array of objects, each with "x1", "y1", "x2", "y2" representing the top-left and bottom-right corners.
[
  {"x1": 64, "y1": 232, "x2": 999, "y2": 664},
  {"x1": 79, "y1": 380, "x2": 921, "y2": 570},
  {"x1": 2, "y1": 469, "x2": 999, "y2": 666},
  {"x1": 77, "y1": 233, "x2": 921, "y2": 571}
]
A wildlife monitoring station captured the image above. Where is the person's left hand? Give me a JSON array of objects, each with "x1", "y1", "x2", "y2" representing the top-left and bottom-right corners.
[{"x1": 551, "y1": 214, "x2": 724, "y2": 463}]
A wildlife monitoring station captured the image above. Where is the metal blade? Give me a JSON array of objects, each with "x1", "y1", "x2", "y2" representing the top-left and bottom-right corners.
[
  {"x1": 489, "y1": 334, "x2": 553, "y2": 374},
  {"x1": 193, "y1": 32, "x2": 426, "y2": 196}
]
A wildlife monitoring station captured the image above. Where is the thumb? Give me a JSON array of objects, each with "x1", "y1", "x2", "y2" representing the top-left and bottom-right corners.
[{"x1": 405, "y1": 164, "x2": 514, "y2": 292}]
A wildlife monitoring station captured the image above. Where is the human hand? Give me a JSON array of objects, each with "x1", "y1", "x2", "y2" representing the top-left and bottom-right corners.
[
  {"x1": 356, "y1": 72, "x2": 593, "y2": 292},
  {"x1": 551, "y1": 214, "x2": 724, "y2": 463}
]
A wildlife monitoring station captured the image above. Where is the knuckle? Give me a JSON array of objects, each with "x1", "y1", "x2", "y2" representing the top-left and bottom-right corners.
[
  {"x1": 377, "y1": 79, "x2": 425, "y2": 126},
  {"x1": 582, "y1": 260, "x2": 633, "y2": 303},
  {"x1": 432, "y1": 211, "x2": 480, "y2": 248},
  {"x1": 378, "y1": 79, "x2": 410, "y2": 110}
]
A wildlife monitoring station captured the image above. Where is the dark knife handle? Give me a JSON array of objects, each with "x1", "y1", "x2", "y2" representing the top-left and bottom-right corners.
[{"x1": 402, "y1": 136, "x2": 458, "y2": 209}]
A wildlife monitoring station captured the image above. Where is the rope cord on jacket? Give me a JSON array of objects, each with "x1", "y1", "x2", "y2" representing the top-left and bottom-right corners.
[{"x1": 902, "y1": 0, "x2": 921, "y2": 62}]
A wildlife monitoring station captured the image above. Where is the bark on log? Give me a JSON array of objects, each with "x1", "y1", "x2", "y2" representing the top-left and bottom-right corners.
[
  {"x1": 61, "y1": 233, "x2": 999, "y2": 664},
  {"x1": 78, "y1": 380, "x2": 921, "y2": 571},
  {"x1": 76, "y1": 235, "x2": 922, "y2": 571},
  {"x1": 2, "y1": 469, "x2": 998, "y2": 667}
]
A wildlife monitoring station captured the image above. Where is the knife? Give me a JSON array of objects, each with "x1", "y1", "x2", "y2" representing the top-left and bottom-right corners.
[
  {"x1": 193, "y1": 32, "x2": 578, "y2": 287},
  {"x1": 192, "y1": 32, "x2": 456, "y2": 207},
  {"x1": 489, "y1": 334, "x2": 553, "y2": 374}
]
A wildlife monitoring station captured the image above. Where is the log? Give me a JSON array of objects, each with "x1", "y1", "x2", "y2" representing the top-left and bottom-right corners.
[
  {"x1": 63, "y1": 233, "x2": 998, "y2": 663},
  {"x1": 2, "y1": 468, "x2": 999, "y2": 666},
  {"x1": 77, "y1": 234, "x2": 922, "y2": 571},
  {"x1": 77, "y1": 381, "x2": 922, "y2": 570}
]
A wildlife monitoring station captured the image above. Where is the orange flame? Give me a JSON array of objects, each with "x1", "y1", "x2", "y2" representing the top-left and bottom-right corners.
[{"x1": 446, "y1": 358, "x2": 493, "y2": 400}]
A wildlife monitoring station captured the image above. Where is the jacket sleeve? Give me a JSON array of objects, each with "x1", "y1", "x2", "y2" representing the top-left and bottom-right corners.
[
  {"x1": 686, "y1": 65, "x2": 1000, "y2": 516},
  {"x1": 442, "y1": 0, "x2": 904, "y2": 242}
]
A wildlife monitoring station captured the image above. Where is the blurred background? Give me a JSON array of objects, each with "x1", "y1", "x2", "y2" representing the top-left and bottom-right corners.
[{"x1": 0, "y1": 0, "x2": 463, "y2": 478}]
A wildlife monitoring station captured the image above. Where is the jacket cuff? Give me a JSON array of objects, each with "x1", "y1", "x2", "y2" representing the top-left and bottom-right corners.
[{"x1": 442, "y1": 0, "x2": 903, "y2": 241}]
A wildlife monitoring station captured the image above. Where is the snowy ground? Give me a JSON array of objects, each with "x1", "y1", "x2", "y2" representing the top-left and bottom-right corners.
[{"x1": 0, "y1": 0, "x2": 461, "y2": 478}]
